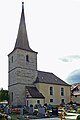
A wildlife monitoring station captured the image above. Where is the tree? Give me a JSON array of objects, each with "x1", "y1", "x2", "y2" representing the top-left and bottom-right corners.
[{"x1": 0, "y1": 88, "x2": 9, "y2": 102}]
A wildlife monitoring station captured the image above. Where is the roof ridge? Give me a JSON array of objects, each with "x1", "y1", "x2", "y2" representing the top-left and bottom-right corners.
[{"x1": 38, "y1": 70, "x2": 53, "y2": 74}]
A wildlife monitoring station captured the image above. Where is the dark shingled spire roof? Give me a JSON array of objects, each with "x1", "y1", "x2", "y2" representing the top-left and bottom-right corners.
[{"x1": 14, "y1": 2, "x2": 36, "y2": 53}]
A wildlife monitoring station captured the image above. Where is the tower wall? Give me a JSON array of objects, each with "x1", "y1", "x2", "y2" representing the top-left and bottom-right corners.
[
  {"x1": 9, "y1": 84, "x2": 26, "y2": 106},
  {"x1": 9, "y1": 49, "x2": 37, "y2": 71},
  {"x1": 8, "y1": 49, "x2": 37, "y2": 106}
]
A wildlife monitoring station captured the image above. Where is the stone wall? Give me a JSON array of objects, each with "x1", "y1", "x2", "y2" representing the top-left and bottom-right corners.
[
  {"x1": 9, "y1": 84, "x2": 26, "y2": 106},
  {"x1": 8, "y1": 49, "x2": 38, "y2": 106}
]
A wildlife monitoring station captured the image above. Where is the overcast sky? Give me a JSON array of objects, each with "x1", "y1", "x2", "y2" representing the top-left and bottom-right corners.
[{"x1": 0, "y1": 0, "x2": 80, "y2": 90}]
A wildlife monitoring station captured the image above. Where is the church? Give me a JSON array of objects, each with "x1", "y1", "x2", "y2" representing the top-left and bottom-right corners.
[{"x1": 8, "y1": 2, "x2": 71, "y2": 107}]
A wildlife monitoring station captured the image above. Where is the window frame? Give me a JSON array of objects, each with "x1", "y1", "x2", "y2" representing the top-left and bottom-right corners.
[
  {"x1": 61, "y1": 99, "x2": 65, "y2": 103},
  {"x1": 11, "y1": 56, "x2": 13, "y2": 63},
  {"x1": 26, "y1": 55, "x2": 29, "y2": 62},
  {"x1": 60, "y1": 87, "x2": 64, "y2": 96},
  {"x1": 11, "y1": 92, "x2": 13, "y2": 102},
  {"x1": 50, "y1": 99, "x2": 54, "y2": 103},
  {"x1": 50, "y1": 86, "x2": 54, "y2": 95},
  {"x1": 37, "y1": 100, "x2": 40, "y2": 104}
]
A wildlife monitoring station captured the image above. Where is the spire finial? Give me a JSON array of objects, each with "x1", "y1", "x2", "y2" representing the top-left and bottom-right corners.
[{"x1": 22, "y1": 2, "x2": 24, "y2": 10}]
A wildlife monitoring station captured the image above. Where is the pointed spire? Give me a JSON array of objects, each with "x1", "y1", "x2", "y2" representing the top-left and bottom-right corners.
[
  {"x1": 14, "y1": 2, "x2": 35, "y2": 52},
  {"x1": 22, "y1": 2, "x2": 24, "y2": 10},
  {"x1": 22, "y1": 2, "x2": 25, "y2": 17}
]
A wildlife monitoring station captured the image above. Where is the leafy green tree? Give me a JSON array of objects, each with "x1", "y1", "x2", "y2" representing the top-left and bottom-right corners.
[{"x1": 0, "y1": 88, "x2": 9, "y2": 102}]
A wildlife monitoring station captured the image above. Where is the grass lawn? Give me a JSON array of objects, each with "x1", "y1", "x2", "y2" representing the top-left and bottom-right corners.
[{"x1": 10, "y1": 114, "x2": 26, "y2": 120}]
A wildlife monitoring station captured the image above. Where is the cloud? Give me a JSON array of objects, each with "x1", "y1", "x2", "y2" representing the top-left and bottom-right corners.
[
  {"x1": 60, "y1": 55, "x2": 80, "y2": 62},
  {"x1": 66, "y1": 69, "x2": 80, "y2": 84}
]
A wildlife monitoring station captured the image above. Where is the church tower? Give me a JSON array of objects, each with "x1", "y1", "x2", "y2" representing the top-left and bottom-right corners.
[{"x1": 8, "y1": 2, "x2": 38, "y2": 106}]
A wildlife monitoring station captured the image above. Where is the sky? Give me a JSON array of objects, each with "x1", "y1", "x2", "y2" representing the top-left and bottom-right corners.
[{"x1": 0, "y1": 0, "x2": 80, "y2": 90}]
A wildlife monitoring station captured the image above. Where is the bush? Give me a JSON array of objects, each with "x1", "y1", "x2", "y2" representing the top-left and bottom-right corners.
[
  {"x1": 1, "y1": 118, "x2": 7, "y2": 120},
  {"x1": 77, "y1": 108, "x2": 80, "y2": 114}
]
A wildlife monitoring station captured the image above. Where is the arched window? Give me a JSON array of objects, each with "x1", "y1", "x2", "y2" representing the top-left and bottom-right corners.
[
  {"x1": 50, "y1": 86, "x2": 53, "y2": 95},
  {"x1": 26, "y1": 55, "x2": 29, "y2": 62},
  {"x1": 61, "y1": 87, "x2": 64, "y2": 96},
  {"x1": 11, "y1": 92, "x2": 13, "y2": 102},
  {"x1": 11, "y1": 56, "x2": 13, "y2": 63}
]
